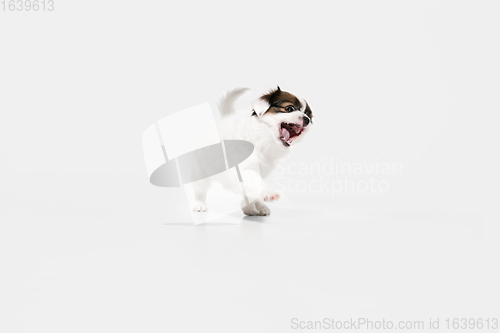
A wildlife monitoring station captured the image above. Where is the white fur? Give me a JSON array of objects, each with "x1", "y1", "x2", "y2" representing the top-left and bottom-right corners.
[
  {"x1": 297, "y1": 95, "x2": 312, "y2": 124},
  {"x1": 298, "y1": 96, "x2": 307, "y2": 112},
  {"x1": 217, "y1": 87, "x2": 251, "y2": 117},
  {"x1": 192, "y1": 87, "x2": 312, "y2": 216},
  {"x1": 251, "y1": 97, "x2": 271, "y2": 116}
]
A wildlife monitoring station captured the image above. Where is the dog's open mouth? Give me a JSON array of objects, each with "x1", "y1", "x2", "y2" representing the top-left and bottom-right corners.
[{"x1": 279, "y1": 122, "x2": 303, "y2": 147}]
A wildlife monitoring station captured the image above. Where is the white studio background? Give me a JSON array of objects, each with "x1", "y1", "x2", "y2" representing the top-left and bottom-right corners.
[{"x1": 0, "y1": 1, "x2": 498, "y2": 333}]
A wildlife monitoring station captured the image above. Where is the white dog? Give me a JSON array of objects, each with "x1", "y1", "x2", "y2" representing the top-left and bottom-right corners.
[{"x1": 192, "y1": 86, "x2": 313, "y2": 216}]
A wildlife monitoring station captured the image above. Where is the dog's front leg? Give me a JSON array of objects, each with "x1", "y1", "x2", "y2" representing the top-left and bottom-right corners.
[{"x1": 237, "y1": 169, "x2": 273, "y2": 216}]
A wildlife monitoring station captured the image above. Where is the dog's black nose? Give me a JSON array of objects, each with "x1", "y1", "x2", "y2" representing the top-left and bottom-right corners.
[{"x1": 303, "y1": 116, "x2": 310, "y2": 126}]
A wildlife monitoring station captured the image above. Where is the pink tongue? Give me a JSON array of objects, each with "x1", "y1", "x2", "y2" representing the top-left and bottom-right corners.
[{"x1": 281, "y1": 127, "x2": 290, "y2": 141}]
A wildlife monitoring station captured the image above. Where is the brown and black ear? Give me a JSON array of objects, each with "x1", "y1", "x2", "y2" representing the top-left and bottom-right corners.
[
  {"x1": 260, "y1": 86, "x2": 282, "y2": 104},
  {"x1": 251, "y1": 86, "x2": 283, "y2": 116}
]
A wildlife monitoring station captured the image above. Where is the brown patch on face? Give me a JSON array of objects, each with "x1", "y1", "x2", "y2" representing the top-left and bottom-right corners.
[{"x1": 252, "y1": 86, "x2": 313, "y2": 121}]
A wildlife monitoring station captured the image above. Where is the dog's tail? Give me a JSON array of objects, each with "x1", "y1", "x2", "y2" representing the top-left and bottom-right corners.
[{"x1": 217, "y1": 87, "x2": 251, "y2": 117}]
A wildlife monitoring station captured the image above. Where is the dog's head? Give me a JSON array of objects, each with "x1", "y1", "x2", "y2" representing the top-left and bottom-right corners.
[{"x1": 252, "y1": 86, "x2": 313, "y2": 147}]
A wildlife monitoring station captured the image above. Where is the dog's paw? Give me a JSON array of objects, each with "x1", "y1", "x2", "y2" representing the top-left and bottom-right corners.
[
  {"x1": 262, "y1": 190, "x2": 280, "y2": 202},
  {"x1": 192, "y1": 202, "x2": 207, "y2": 212},
  {"x1": 243, "y1": 208, "x2": 271, "y2": 216},
  {"x1": 242, "y1": 202, "x2": 271, "y2": 216},
  {"x1": 242, "y1": 205, "x2": 259, "y2": 216},
  {"x1": 256, "y1": 202, "x2": 271, "y2": 216}
]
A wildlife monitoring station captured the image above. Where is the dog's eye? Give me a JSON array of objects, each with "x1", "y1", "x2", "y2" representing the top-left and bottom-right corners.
[{"x1": 285, "y1": 105, "x2": 295, "y2": 112}]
